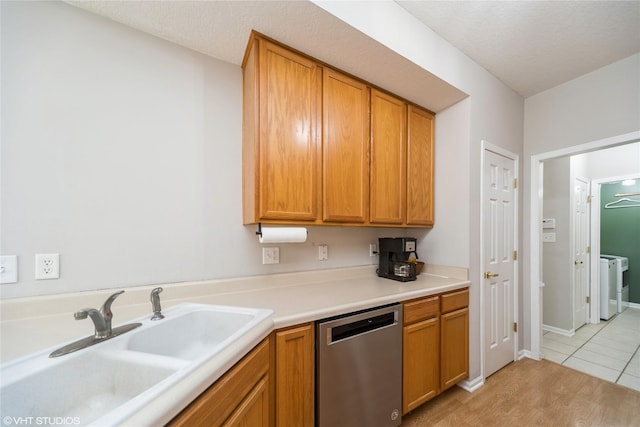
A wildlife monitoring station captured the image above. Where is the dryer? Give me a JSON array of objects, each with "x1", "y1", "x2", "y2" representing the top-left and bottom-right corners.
[{"x1": 601, "y1": 254, "x2": 629, "y2": 312}]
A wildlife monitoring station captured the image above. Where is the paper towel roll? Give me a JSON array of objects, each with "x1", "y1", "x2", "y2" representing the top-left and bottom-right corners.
[{"x1": 259, "y1": 227, "x2": 307, "y2": 243}]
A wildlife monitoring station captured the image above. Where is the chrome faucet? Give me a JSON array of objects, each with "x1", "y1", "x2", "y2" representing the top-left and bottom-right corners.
[
  {"x1": 150, "y1": 287, "x2": 165, "y2": 320},
  {"x1": 74, "y1": 290, "x2": 124, "y2": 339}
]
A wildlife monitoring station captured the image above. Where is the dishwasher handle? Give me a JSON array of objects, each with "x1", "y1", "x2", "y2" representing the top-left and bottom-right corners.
[{"x1": 327, "y1": 311, "x2": 397, "y2": 344}]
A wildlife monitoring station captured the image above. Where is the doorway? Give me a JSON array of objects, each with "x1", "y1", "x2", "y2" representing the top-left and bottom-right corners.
[{"x1": 529, "y1": 131, "x2": 640, "y2": 359}]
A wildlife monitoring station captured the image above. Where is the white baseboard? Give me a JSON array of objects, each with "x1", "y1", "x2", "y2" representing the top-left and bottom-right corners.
[
  {"x1": 623, "y1": 301, "x2": 640, "y2": 310},
  {"x1": 457, "y1": 375, "x2": 484, "y2": 392},
  {"x1": 542, "y1": 324, "x2": 574, "y2": 337},
  {"x1": 518, "y1": 349, "x2": 540, "y2": 360}
]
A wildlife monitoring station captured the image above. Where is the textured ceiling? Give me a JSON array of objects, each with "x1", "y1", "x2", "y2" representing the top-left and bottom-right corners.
[
  {"x1": 65, "y1": 0, "x2": 640, "y2": 105},
  {"x1": 396, "y1": 0, "x2": 640, "y2": 97},
  {"x1": 65, "y1": 0, "x2": 467, "y2": 113}
]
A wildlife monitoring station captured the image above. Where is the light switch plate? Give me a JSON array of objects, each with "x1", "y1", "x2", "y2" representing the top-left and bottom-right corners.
[{"x1": 0, "y1": 255, "x2": 18, "y2": 284}]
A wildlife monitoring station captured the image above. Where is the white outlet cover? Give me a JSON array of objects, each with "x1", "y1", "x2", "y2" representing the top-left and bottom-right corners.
[
  {"x1": 262, "y1": 247, "x2": 279, "y2": 265},
  {"x1": 318, "y1": 244, "x2": 328, "y2": 261},
  {"x1": 0, "y1": 255, "x2": 18, "y2": 284},
  {"x1": 35, "y1": 253, "x2": 60, "y2": 280}
]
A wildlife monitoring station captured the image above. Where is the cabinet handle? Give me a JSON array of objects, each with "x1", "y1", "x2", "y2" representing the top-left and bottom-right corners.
[{"x1": 484, "y1": 271, "x2": 499, "y2": 279}]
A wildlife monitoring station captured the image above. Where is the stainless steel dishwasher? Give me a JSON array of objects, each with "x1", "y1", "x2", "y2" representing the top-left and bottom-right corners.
[{"x1": 316, "y1": 303, "x2": 402, "y2": 427}]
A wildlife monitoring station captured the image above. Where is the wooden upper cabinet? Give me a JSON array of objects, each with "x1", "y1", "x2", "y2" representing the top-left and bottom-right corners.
[
  {"x1": 242, "y1": 34, "x2": 321, "y2": 223},
  {"x1": 406, "y1": 106, "x2": 434, "y2": 226},
  {"x1": 243, "y1": 32, "x2": 435, "y2": 228},
  {"x1": 322, "y1": 68, "x2": 370, "y2": 223},
  {"x1": 370, "y1": 89, "x2": 406, "y2": 224}
]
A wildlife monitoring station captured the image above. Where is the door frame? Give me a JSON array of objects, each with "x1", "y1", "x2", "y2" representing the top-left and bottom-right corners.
[
  {"x1": 590, "y1": 172, "x2": 640, "y2": 321},
  {"x1": 528, "y1": 131, "x2": 640, "y2": 359},
  {"x1": 480, "y1": 140, "x2": 519, "y2": 380}
]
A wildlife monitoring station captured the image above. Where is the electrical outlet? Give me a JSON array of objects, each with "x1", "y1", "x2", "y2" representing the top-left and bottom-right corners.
[
  {"x1": 0, "y1": 255, "x2": 18, "y2": 284},
  {"x1": 35, "y1": 253, "x2": 60, "y2": 280},
  {"x1": 262, "y1": 247, "x2": 279, "y2": 265},
  {"x1": 318, "y1": 244, "x2": 328, "y2": 261},
  {"x1": 369, "y1": 243, "x2": 377, "y2": 257}
]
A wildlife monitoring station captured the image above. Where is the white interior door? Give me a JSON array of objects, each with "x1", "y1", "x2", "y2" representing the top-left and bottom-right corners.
[
  {"x1": 483, "y1": 148, "x2": 516, "y2": 378},
  {"x1": 573, "y1": 177, "x2": 590, "y2": 329}
]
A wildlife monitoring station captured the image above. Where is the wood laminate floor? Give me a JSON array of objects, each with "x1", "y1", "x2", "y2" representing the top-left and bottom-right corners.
[{"x1": 401, "y1": 358, "x2": 640, "y2": 426}]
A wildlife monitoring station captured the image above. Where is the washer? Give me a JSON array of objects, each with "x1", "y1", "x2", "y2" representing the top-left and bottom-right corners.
[{"x1": 600, "y1": 258, "x2": 617, "y2": 320}]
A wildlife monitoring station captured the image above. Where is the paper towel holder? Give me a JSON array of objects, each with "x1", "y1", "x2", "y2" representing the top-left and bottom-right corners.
[{"x1": 255, "y1": 223, "x2": 308, "y2": 243}]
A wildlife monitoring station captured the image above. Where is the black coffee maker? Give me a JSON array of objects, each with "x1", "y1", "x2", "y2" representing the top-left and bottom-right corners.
[{"x1": 377, "y1": 237, "x2": 419, "y2": 282}]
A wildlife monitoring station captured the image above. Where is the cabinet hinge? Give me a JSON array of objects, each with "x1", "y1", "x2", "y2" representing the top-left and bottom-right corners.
[
  {"x1": 513, "y1": 322, "x2": 518, "y2": 333},
  {"x1": 513, "y1": 178, "x2": 518, "y2": 189},
  {"x1": 513, "y1": 250, "x2": 518, "y2": 261}
]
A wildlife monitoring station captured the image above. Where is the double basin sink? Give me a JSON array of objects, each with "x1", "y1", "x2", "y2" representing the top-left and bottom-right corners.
[{"x1": 0, "y1": 303, "x2": 273, "y2": 426}]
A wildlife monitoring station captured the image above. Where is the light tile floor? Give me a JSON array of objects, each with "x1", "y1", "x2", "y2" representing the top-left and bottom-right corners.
[{"x1": 542, "y1": 307, "x2": 640, "y2": 392}]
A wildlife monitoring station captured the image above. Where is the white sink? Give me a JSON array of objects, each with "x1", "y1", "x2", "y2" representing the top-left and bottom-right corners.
[
  {"x1": 127, "y1": 307, "x2": 258, "y2": 360},
  {"x1": 0, "y1": 303, "x2": 273, "y2": 426},
  {"x1": 1, "y1": 351, "x2": 179, "y2": 425}
]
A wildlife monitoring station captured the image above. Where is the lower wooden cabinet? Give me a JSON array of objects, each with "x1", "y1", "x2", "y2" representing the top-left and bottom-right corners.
[
  {"x1": 168, "y1": 337, "x2": 271, "y2": 427},
  {"x1": 403, "y1": 314, "x2": 439, "y2": 414},
  {"x1": 274, "y1": 323, "x2": 315, "y2": 427},
  {"x1": 440, "y1": 306, "x2": 470, "y2": 391},
  {"x1": 440, "y1": 288, "x2": 470, "y2": 391},
  {"x1": 402, "y1": 288, "x2": 469, "y2": 414}
]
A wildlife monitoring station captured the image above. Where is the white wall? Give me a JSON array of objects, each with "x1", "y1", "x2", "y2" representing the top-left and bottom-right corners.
[
  {"x1": 419, "y1": 98, "x2": 471, "y2": 268},
  {"x1": 575, "y1": 142, "x2": 640, "y2": 180},
  {"x1": 542, "y1": 157, "x2": 572, "y2": 331},
  {"x1": 0, "y1": 1, "x2": 402, "y2": 298},
  {"x1": 523, "y1": 53, "x2": 640, "y2": 351}
]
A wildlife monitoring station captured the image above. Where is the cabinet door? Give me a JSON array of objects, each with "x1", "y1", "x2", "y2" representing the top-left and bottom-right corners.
[
  {"x1": 440, "y1": 307, "x2": 469, "y2": 391},
  {"x1": 275, "y1": 324, "x2": 315, "y2": 427},
  {"x1": 322, "y1": 68, "x2": 370, "y2": 223},
  {"x1": 406, "y1": 105, "x2": 434, "y2": 226},
  {"x1": 403, "y1": 316, "x2": 439, "y2": 414},
  {"x1": 370, "y1": 89, "x2": 406, "y2": 224},
  {"x1": 259, "y1": 39, "x2": 321, "y2": 221},
  {"x1": 169, "y1": 338, "x2": 270, "y2": 427},
  {"x1": 223, "y1": 377, "x2": 269, "y2": 427}
]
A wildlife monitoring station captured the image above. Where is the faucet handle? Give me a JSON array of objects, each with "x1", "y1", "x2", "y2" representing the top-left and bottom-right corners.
[{"x1": 100, "y1": 290, "x2": 125, "y2": 318}]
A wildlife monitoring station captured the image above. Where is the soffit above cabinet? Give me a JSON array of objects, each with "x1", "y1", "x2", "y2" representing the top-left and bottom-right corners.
[{"x1": 65, "y1": 0, "x2": 467, "y2": 113}]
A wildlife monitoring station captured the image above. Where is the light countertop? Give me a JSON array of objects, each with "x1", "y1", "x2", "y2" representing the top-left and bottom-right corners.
[{"x1": 0, "y1": 264, "x2": 469, "y2": 425}]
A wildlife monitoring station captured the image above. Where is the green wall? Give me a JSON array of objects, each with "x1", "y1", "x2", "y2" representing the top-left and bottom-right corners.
[{"x1": 601, "y1": 181, "x2": 640, "y2": 304}]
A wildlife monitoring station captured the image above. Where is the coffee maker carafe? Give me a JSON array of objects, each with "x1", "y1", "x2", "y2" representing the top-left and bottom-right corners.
[{"x1": 377, "y1": 237, "x2": 418, "y2": 282}]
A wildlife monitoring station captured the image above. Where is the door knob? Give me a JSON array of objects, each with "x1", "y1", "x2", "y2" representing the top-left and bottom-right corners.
[
  {"x1": 484, "y1": 271, "x2": 499, "y2": 279},
  {"x1": 574, "y1": 260, "x2": 583, "y2": 265}
]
